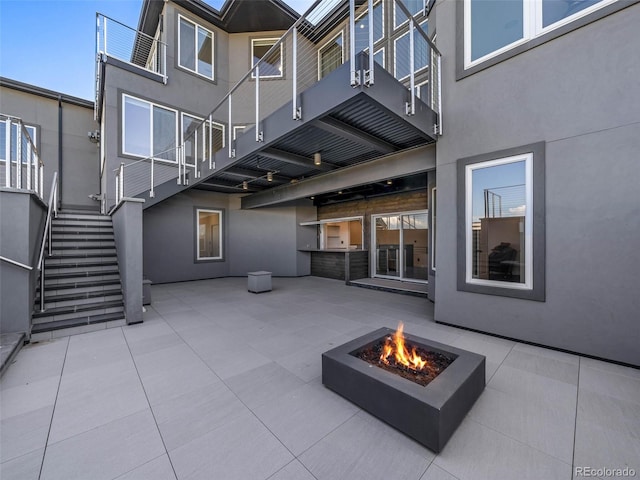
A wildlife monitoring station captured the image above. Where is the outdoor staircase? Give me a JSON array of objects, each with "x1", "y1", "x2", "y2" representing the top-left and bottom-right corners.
[{"x1": 31, "y1": 210, "x2": 125, "y2": 340}]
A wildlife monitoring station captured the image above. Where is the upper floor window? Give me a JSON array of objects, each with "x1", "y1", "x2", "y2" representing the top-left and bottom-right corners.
[
  {"x1": 394, "y1": 20, "x2": 429, "y2": 80},
  {"x1": 318, "y1": 31, "x2": 344, "y2": 80},
  {"x1": 122, "y1": 94, "x2": 177, "y2": 162},
  {"x1": 178, "y1": 15, "x2": 214, "y2": 79},
  {"x1": 355, "y1": 1, "x2": 385, "y2": 53},
  {"x1": 0, "y1": 120, "x2": 37, "y2": 162},
  {"x1": 464, "y1": 0, "x2": 616, "y2": 68},
  {"x1": 394, "y1": 0, "x2": 425, "y2": 29},
  {"x1": 251, "y1": 38, "x2": 283, "y2": 78}
]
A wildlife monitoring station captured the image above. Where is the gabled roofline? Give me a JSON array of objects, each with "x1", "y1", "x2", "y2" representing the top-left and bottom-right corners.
[{"x1": 0, "y1": 77, "x2": 94, "y2": 109}]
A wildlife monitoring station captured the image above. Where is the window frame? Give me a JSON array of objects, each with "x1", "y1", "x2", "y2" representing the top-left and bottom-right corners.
[
  {"x1": 178, "y1": 14, "x2": 215, "y2": 80},
  {"x1": 393, "y1": 19, "x2": 429, "y2": 81},
  {"x1": 251, "y1": 38, "x2": 284, "y2": 79},
  {"x1": 195, "y1": 208, "x2": 224, "y2": 261},
  {"x1": 121, "y1": 94, "x2": 178, "y2": 163},
  {"x1": 317, "y1": 30, "x2": 345, "y2": 80},
  {"x1": 393, "y1": 0, "x2": 426, "y2": 30},
  {"x1": 181, "y1": 113, "x2": 225, "y2": 167},
  {"x1": 354, "y1": 0, "x2": 385, "y2": 52},
  {"x1": 0, "y1": 120, "x2": 37, "y2": 163},
  {"x1": 457, "y1": 142, "x2": 546, "y2": 301},
  {"x1": 463, "y1": 0, "x2": 617, "y2": 69}
]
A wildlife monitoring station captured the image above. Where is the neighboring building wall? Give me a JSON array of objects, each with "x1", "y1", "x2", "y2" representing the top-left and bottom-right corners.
[
  {"x1": 434, "y1": 1, "x2": 640, "y2": 365},
  {"x1": 0, "y1": 81, "x2": 99, "y2": 210}
]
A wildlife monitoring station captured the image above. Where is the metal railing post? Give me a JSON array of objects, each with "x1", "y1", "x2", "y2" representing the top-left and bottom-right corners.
[
  {"x1": 437, "y1": 54, "x2": 443, "y2": 134},
  {"x1": 367, "y1": 0, "x2": 374, "y2": 86},
  {"x1": 39, "y1": 164, "x2": 43, "y2": 198},
  {"x1": 194, "y1": 129, "x2": 199, "y2": 178},
  {"x1": 292, "y1": 26, "x2": 300, "y2": 120},
  {"x1": 255, "y1": 65, "x2": 261, "y2": 142},
  {"x1": 208, "y1": 115, "x2": 213, "y2": 169},
  {"x1": 150, "y1": 156, "x2": 155, "y2": 197},
  {"x1": 228, "y1": 95, "x2": 234, "y2": 158},
  {"x1": 16, "y1": 122, "x2": 22, "y2": 189},
  {"x1": 177, "y1": 145, "x2": 182, "y2": 185},
  {"x1": 408, "y1": 18, "x2": 416, "y2": 116},
  {"x1": 119, "y1": 162, "x2": 124, "y2": 202},
  {"x1": 33, "y1": 150, "x2": 39, "y2": 196},
  {"x1": 349, "y1": 0, "x2": 359, "y2": 86},
  {"x1": 4, "y1": 120, "x2": 9, "y2": 188},
  {"x1": 104, "y1": 16, "x2": 108, "y2": 56},
  {"x1": 26, "y1": 133, "x2": 32, "y2": 191}
]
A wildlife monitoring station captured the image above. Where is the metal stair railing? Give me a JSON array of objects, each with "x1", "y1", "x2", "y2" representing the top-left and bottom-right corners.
[{"x1": 36, "y1": 172, "x2": 59, "y2": 312}]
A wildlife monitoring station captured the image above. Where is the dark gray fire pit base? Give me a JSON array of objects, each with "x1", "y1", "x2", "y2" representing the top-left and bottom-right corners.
[{"x1": 322, "y1": 327, "x2": 485, "y2": 453}]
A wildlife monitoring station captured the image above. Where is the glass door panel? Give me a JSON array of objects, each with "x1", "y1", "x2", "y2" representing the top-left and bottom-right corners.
[
  {"x1": 402, "y1": 213, "x2": 429, "y2": 281},
  {"x1": 375, "y1": 215, "x2": 401, "y2": 277}
]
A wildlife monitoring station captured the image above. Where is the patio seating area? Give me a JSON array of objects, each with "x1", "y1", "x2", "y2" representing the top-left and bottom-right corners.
[{"x1": 1, "y1": 276, "x2": 638, "y2": 480}]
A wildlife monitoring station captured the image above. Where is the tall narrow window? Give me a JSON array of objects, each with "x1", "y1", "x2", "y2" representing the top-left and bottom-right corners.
[
  {"x1": 394, "y1": 20, "x2": 429, "y2": 80},
  {"x1": 179, "y1": 15, "x2": 214, "y2": 79},
  {"x1": 458, "y1": 143, "x2": 545, "y2": 301},
  {"x1": 252, "y1": 38, "x2": 283, "y2": 78},
  {"x1": 394, "y1": 0, "x2": 424, "y2": 28},
  {"x1": 122, "y1": 95, "x2": 177, "y2": 161},
  {"x1": 197, "y1": 209, "x2": 222, "y2": 260},
  {"x1": 354, "y1": 1, "x2": 385, "y2": 53},
  {"x1": 318, "y1": 31, "x2": 344, "y2": 80}
]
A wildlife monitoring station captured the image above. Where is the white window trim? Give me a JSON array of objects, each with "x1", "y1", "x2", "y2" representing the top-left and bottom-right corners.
[
  {"x1": 122, "y1": 94, "x2": 178, "y2": 163},
  {"x1": 317, "y1": 30, "x2": 345, "y2": 81},
  {"x1": 431, "y1": 187, "x2": 436, "y2": 271},
  {"x1": 233, "y1": 125, "x2": 246, "y2": 140},
  {"x1": 196, "y1": 208, "x2": 223, "y2": 261},
  {"x1": 0, "y1": 120, "x2": 37, "y2": 163},
  {"x1": 178, "y1": 14, "x2": 215, "y2": 80},
  {"x1": 393, "y1": 20, "x2": 429, "y2": 81},
  {"x1": 464, "y1": 153, "x2": 534, "y2": 290},
  {"x1": 464, "y1": 0, "x2": 617, "y2": 69},
  {"x1": 374, "y1": 47, "x2": 385, "y2": 68},
  {"x1": 251, "y1": 38, "x2": 284, "y2": 79},
  {"x1": 393, "y1": 0, "x2": 426, "y2": 30},
  {"x1": 355, "y1": 0, "x2": 385, "y2": 46}
]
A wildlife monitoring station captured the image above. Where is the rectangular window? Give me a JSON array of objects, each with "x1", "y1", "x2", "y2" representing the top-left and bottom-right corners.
[
  {"x1": 181, "y1": 113, "x2": 224, "y2": 166},
  {"x1": 354, "y1": 1, "x2": 385, "y2": 53},
  {"x1": 197, "y1": 209, "x2": 222, "y2": 260},
  {"x1": 0, "y1": 120, "x2": 36, "y2": 163},
  {"x1": 122, "y1": 95, "x2": 177, "y2": 162},
  {"x1": 394, "y1": 0, "x2": 425, "y2": 29},
  {"x1": 179, "y1": 15, "x2": 214, "y2": 79},
  {"x1": 394, "y1": 20, "x2": 429, "y2": 80},
  {"x1": 252, "y1": 38, "x2": 283, "y2": 78},
  {"x1": 458, "y1": 143, "x2": 545, "y2": 301},
  {"x1": 318, "y1": 31, "x2": 344, "y2": 80},
  {"x1": 464, "y1": 0, "x2": 615, "y2": 68}
]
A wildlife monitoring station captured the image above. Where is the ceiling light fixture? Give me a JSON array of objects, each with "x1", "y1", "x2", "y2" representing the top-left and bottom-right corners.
[
  {"x1": 267, "y1": 171, "x2": 273, "y2": 182},
  {"x1": 242, "y1": 181, "x2": 248, "y2": 190},
  {"x1": 314, "y1": 152, "x2": 322, "y2": 166}
]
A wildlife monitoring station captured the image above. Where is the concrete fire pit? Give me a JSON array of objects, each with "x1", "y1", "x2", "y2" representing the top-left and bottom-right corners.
[{"x1": 322, "y1": 327, "x2": 485, "y2": 452}]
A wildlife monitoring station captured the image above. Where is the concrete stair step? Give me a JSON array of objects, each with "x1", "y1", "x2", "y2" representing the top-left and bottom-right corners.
[
  {"x1": 39, "y1": 278, "x2": 121, "y2": 292},
  {"x1": 45, "y1": 254, "x2": 117, "y2": 264},
  {"x1": 38, "y1": 290, "x2": 123, "y2": 310},
  {"x1": 30, "y1": 313, "x2": 126, "y2": 337},
  {"x1": 32, "y1": 300, "x2": 124, "y2": 323},
  {"x1": 55, "y1": 213, "x2": 111, "y2": 221},
  {"x1": 44, "y1": 270, "x2": 120, "y2": 283}
]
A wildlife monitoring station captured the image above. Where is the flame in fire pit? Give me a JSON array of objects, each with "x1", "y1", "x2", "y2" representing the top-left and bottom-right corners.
[{"x1": 380, "y1": 322, "x2": 428, "y2": 371}]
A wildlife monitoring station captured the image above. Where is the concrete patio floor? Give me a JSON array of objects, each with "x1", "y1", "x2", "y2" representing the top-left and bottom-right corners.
[{"x1": 1, "y1": 276, "x2": 638, "y2": 480}]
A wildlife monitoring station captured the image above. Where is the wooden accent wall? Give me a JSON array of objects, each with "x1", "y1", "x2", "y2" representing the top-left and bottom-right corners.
[{"x1": 318, "y1": 190, "x2": 428, "y2": 250}]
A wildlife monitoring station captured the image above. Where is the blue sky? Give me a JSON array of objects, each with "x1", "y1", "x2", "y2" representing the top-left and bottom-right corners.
[{"x1": 0, "y1": 0, "x2": 315, "y2": 101}]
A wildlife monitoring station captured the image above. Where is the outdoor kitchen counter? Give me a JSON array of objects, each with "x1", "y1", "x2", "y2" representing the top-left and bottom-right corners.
[{"x1": 298, "y1": 249, "x2": 369, "y2": 282}]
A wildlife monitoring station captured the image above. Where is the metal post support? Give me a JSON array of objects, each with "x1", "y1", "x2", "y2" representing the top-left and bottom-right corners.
[
  {"x1": 4, "y1": 120, "x2": 9, "y2": 188},
  {"x1": 177, "y1": 145, "x2": 182, "y2": 185},
  {"x1": 26, "y1": 136, "x2": 32, "y2": 191},
  {"x1": 437, "y1": 54, "x2": 443, "y2": 135},
  {"x1": 408, "y1": 19, "x2": 416, "y2": 116},
  {"x1": 367, "y1": 0, "x2": 374, "y2": 86},
  {"x1": 255, "y1": 64, "x2": 261, "y2": 142},
  {"x1": 33, "y1": 152, "x2": 39, "y2": 196},
  {"x1": 208, "y1": 115, "x2": 213, "y2": 169},
  {"x1": 150, "y1": 157, "x2": 155, "y2": 197},
  {"x1": 39, "y1": 164, "x2": 43, "y2": 198},
  {"x1": 228, "y1": 95, "x2": 234, "y2": 158},
  {"x1": 349, "y1": 0, "x2": 359, "y2": 86},
  {"x1": 292, "y1": 27, "x2": 301, "y2": 120},
  {"x1": 16, "y1": 123, "x2": 22, "y2": 189},
  {"x1": 104, "y1": 16, "x2": 108, "y2": 56},
  {"x1": 119, "y1": 162, "x2": 124, "y2": 202},
  {"x1": 194, "y1": 129, "x2": 199, "y2": 179}
]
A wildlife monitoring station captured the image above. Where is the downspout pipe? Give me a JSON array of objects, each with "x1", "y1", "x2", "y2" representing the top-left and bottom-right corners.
[{"x1": 58, "y1": 95, "x2": 63, "y2": 209}]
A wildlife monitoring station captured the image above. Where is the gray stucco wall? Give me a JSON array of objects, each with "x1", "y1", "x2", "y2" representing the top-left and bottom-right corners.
[
  {"x1": 0, "y1": 85, "x2": 99, "y2": 210},
  {"x1": 142, "y1": 190, "x2": 314, "y2": 283},
  {"x1": 0, "y1": 190, "x2": 46, "y2": 335},
  {"x1": 433, "y1": 1, "x2": 640, "y2": 365},
  {"x1": 112, "y1": 199, "x2": 144, "y2": 324}
]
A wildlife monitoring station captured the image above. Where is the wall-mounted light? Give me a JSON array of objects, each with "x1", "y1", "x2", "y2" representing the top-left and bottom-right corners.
[
  {"x1": 242, "y1": 181, "x2": 248, "y2": 190},
  {"x1": 267, "y1": 171, "x2": 273, "y2": 182},
  {"x1": 314, "y1": 152, "x2": 322, "y2": 166}
]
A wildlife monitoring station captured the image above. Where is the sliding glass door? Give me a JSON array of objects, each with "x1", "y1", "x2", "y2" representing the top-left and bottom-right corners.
[{"x1": 373, "y1": 211, "x2": 428, "y2": 282}]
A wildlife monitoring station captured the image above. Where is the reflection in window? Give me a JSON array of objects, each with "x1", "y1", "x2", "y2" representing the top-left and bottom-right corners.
[
  {"x1": 469, "y1": 0, "x2": 523, "y2": 62},
  {"x1": 181, "y1": 114, "x2": 225, "y2": 166},
  {"x1": 394, "y1": 20, "x2": 429, "y2": 80},
  {"x1": 318, "y1": 31, "x2": 344, "y2": 79},
  {"x1": 179, "y1": 16, "x2": 214, "y2": 79},
  {"x1": 394, "y1": 0, "x2": 424, "y2": 28},
  {"x1": 197, "y1": 209, "x2": 222, "y2": 260},
  {"x1": 354, "y1": 1, "x2": 384, "y2": 53},
  {"x1": 123, "y1": 95, "x2": 177, "y2": 161},
  {"x1": 542, "y1": 0, "x2": 603, "y2": 27},
  {"x1": 466, "y1": 155, "x2": 531, "y2": 286},
  {"x1": 252, "y1": 38, "x2": 283, "y2": 78}
]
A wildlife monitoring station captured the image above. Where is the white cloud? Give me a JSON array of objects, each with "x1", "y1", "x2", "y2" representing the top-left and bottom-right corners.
[{"x1": 509, "y1": 205, "x2": 526, "y2": 216}]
